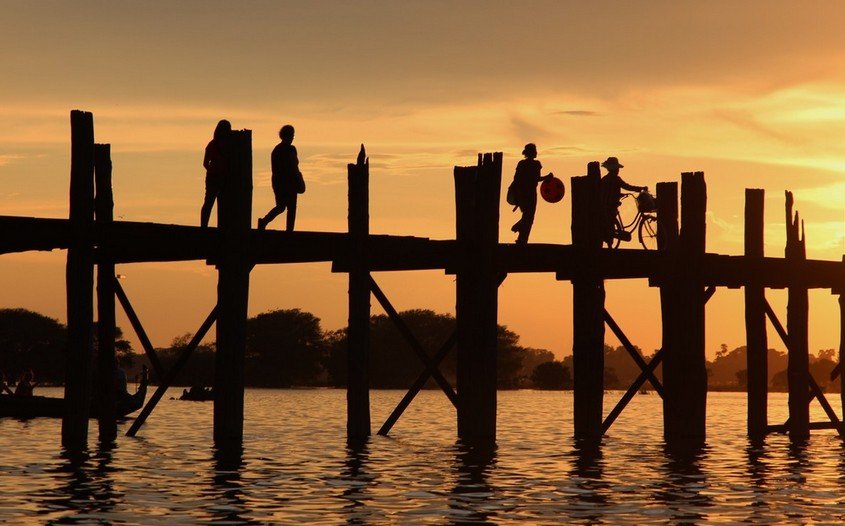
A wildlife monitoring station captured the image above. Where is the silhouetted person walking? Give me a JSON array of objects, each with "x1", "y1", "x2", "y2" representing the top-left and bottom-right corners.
[
  {"x1": 258, "y1": 125, "x2": 304, "y2": 231},
  {"x1": 200, "y1": 119, "x2": 232, "y2": 228},
  {"x1": 509, "y1": 143, "x2": 552, "y2": 244},
  {"x1": 599, "y1": 156, "x2": 645, "y2": 248}
]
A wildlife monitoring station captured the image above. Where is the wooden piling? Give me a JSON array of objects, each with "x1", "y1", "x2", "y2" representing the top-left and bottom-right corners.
[
  {"x1": 62, "y1": 110, "x2": 96, "y2": 451},
  {"x1": 455, "y1": 153, "x2": 502, "y2": 444},
  {"x1": 94, "y1": 143, "x2": 117, "y2": 442},
  {"x1": 213, "y1": 129, "x2": 252, "y2": 446},
  {"x1": 840, "y1": 290, "x2": 845, "y2": 419},
  {"x1": 570, "y1": 161, "x2": 604, "y2": 442},
  {"x1": 347, "y1": 145, "x2": 371, "y2": 440},
  {"x1": 785, "y1": 191, "x2": 810, "y2": 441},
  {"x1": 662, "y1": 172, "x2": 707, "y2": 446},
  {"x1": 744, "y1": 188, "x2": 767, "y2": 439}
]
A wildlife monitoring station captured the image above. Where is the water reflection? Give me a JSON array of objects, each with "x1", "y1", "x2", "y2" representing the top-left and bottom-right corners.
[
  {"x1": 206, "y1": 444, "x2": 256, "y2": 525},
  {"x1": 564, "y1": 439, "x2": 608, "y2": 524},
  {"x1": 447, "y1": 441, "x2": 498, "y2": 525},
  {"x1": 338, "y1": 438, "x2": 381, "y2": 525},
  {"x1": 656, "y1": 443, "x2": 711, "y2": 525},
  {"x1": 36, "y1": 446, "x2": 121, "y2": 524}
]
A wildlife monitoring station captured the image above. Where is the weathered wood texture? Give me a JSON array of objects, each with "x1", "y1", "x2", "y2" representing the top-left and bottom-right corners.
[
  {"x1": 744, "y1": 188, "x2": 768, "y2": 439},
  {"x1": 785, "y1": 191, "x2": 810, "y2": 441},
  {"x1": 840, "y1": 292, "x2": 845, "y2": 419},
  {"x1": 570, "y1": 161, "x2": 605, "y2": 442},
  {"x1": 94, "y1": 143, "x2": 117, "y2": 442},
  {"x1": 213, "y1": 129, "x2": 252, "y2": 445},
  {"x1": 662, "y1": 173, "x2": 708, "y2": 446},
  {"x1": 455, "y1": 153, "x2": 502, "y2": 444},
  {"x1": 347, "y1": 146, "x2": 371, "y2": 440},
  {"x1": 62, "y1": 110, "x2": 95, "y2": 451}
]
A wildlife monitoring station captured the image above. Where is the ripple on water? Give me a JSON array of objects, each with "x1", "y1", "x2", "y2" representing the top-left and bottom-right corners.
[{"x1": 1, "y1": 389, "x2": 845, "y2": 524}]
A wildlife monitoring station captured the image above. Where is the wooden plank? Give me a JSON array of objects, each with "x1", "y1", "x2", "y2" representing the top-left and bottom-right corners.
[
  {"x1": 368, "y1": 275, "x2": 458, "y2": 407},
  {"x1": 744, "y1": 188, "x2": 768, "y2": 439},
  {"x1": 767, "y1": 421, "x2": 844, "y2": 434},
  {"x1": 347, "y1": 145, "x2": 371, "y2": 440},
  {"x1": 126, "y1": 306, "x2": 218, "y2": 437},
  {"x1": 571, "y1": 162, "x2": 605, "y2": 443},
  {"x1": 113, "y1": 279, "x2": 165, "y2": 378},
  {"x1": 62, "y1": 110, "x2": 96, "y2": 451},
  {"x1": 94, "y1": 143, "x2": 117, "y2": 442},
  {"x1": 213, "y1": 129, "x2": 252, "y2": 446}
]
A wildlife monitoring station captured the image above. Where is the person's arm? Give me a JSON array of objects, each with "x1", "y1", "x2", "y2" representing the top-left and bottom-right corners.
[
  {"x1": 203, "y1": 143, "x2": 212, "y2": 170},
  {"x1": 619, "y1": 177, "x2": 645, "y2": 192},
  {"x1": 291, "y1": 146, "x2": 300, "y2": 174}
]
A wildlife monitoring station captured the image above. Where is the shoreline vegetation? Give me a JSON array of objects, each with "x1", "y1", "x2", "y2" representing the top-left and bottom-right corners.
[{"x1": 0, "y1": 307, "x2": 839, "y2": 393}]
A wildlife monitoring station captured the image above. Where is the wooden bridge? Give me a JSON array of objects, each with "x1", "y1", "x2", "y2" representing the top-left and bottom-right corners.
[{"x1": 5, "y1": 110, "x2": 845, "y2": 452}]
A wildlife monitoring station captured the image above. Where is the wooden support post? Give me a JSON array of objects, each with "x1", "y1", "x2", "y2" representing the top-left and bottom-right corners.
[
  {"x1": 347, "y1": 145, "x2": 371, "y2": 440},
  {"x1": 840, "y1": 291, "x2": 845, "y2": 419},
  {"x1": 213, "y1": 129, "x2": 252, "y2": 446},
  {"x1": 455, "y1": 153, "x2": 502, "y2": 444},
  {"x1": 785, "y1": 191, "x2": 810, "y2": 441},
  {"x1": 570, "y1": 161, "x2": 604, "y2": 442},
  {"x1": 62, "y1": 110, "x2": 95, "y2": 451},
  {"x1": 661, "y1": 173, "x2": 708, "y2": 447},
  {"x1": 744, "y1": 188, "x2": 768, "y2": 439},
  {"x1": 94, "y1": 143, "x2": 117, "y2": 442}
]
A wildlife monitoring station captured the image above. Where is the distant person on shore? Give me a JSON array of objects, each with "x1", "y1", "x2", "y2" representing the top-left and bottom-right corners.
[
  {"x1": 599, "y1": 156, "x2": 645, "y2": 248},
  {"x1": 0, "y1": 372, "x2": 13, "y2": 395},
  {"x1": 258, "y1": 125, "x2": 305, "y2": 231},
  {"x1": 200, "y1": 119, "x2": 232, "y2": 228},
  {"x1": 14, "y1": 370, "x2": 37, "y2": 397},
  {"x1": 508, "y1": 143, "x2": 553, "y2": 244}
]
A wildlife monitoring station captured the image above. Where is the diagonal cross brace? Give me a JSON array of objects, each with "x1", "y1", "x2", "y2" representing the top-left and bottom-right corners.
[
  {"x1": 377, "y1": 273, "x2": 508, "y2": 436},
  {"x1": 603, "y1": 309, "x2": 665, "y2": 397},
  {"x1": 763, "y1": 298, "x2": 844, "y2": 437},
  {"x1": 602, "y1": 285, "x2": 716, "y2": 435},
  {"x1": 114, "y1": 277, "x2": 165, "y2": 378},
  {"x1": 368, "y1": 275, "x2": 458, "y2": 408},
  {"x1": 126, "y1": 305, "x2": 218, "y2": 437}
]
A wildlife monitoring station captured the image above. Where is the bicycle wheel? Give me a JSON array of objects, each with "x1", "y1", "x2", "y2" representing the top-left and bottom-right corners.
[
  {"x1": 638, "y1": 215, "x2": 661, "y2": 250},
  {"x1": 612, "y1": 216, "x2": 623, "y2": 249}
]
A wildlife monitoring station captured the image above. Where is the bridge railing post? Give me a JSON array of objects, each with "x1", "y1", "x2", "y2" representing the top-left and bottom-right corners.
[{"x1": 785, "y1": 191, "x2": 810, "y2": 441}]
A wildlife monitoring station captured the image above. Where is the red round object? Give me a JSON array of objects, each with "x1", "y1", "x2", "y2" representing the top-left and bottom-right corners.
[{"x1": 540, "y1": 176, "x2": 565, "y2": 203}]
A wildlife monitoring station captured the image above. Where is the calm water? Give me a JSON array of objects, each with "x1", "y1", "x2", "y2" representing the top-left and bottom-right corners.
[{"x1": 1, "y1": 388, "x2": 844, "y2": 525}]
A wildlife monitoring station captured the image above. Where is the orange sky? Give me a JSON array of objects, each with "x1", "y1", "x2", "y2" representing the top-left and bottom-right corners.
[{"x1": 1, "y1": 1, "x2": 844, "y2": 359}]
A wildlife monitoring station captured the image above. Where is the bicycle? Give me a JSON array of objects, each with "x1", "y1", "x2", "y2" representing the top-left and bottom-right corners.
[{"x1": 609, "y1": 189, "x2": 662, "y2": 250}]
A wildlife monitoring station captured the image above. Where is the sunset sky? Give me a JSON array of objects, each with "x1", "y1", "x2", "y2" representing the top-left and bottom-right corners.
[{"x1": 1, "y1": 1, "x2": 844, "y2": 360}]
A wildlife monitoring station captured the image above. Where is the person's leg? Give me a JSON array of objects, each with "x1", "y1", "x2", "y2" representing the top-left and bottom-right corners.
[
  {"x1": 516, "y1": 193, "x2": 537, "y2": 244},
  {"x1": 285, "y1": 193, "x2": 297, "y2": 232},
  {"x1": 200, "y1": 176, "x2": 219, "y2": 228},
  {"x1": 259, "y1": 204, "x2": 286, "y2": 229}
]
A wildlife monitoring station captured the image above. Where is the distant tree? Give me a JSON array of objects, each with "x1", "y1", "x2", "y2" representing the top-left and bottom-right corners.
[
  {"x1": 246, "y1": 309, "x2": 326, "y2": 387},
  {"x1": 531, "y1": 361, "x2": 571, "y2": 390},
  {"x1": 604, "y1": 366, "x2": 621, "y2": 389},
  {"x1": 157, "y1": 334, "x2": 215, "y2": 387},
  {"x1": 0, "y1": 308, "x2": 66, "y2": 385},
  {"x1": 735, "y1": 368, "x2": 747, "y2": 388}
]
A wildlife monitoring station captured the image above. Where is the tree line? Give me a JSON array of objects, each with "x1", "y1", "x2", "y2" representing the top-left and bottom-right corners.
[{"x1": 0, "y1": 307, "x2": 838, "y2": 392}]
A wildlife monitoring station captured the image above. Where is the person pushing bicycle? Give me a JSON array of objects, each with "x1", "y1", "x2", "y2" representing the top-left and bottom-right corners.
[{"x1": 599, "y1": 156, "x2": 646, "y2": 248}]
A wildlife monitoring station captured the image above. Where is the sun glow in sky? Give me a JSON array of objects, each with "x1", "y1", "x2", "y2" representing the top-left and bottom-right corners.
[{"x1": 1, "y1": 1, "x2": 844, "y2": 359}]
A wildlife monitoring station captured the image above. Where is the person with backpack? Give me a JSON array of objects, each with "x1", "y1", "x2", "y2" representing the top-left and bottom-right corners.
[
  {"x1": 508, "y1": 143, "x2": 553, "y2": 244},
  {"x1": 258, "y1": 124, "x2": 305, "y2": 231}
]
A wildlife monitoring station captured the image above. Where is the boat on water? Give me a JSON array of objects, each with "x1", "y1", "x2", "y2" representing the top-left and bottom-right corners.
[
  {"x1": 0, "y1": 372, "x2": 148, "y2": 419},
  {"x1": 178, "y1": 386, "x2": 214, "y2": 401}
]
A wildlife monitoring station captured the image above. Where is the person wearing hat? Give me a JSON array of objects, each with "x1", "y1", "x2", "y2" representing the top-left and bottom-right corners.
[
  {"x1": 510, "y1": 143, "x2": 553, "y2": 244},
  {"x1": 600, "y1": 156, "x2": 645, "y2": 247}
]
